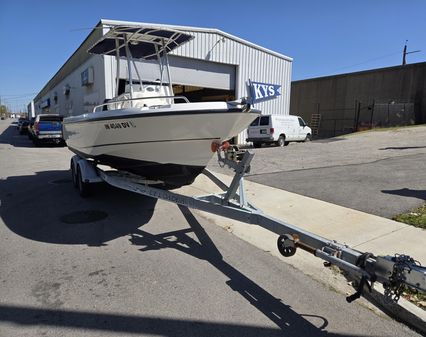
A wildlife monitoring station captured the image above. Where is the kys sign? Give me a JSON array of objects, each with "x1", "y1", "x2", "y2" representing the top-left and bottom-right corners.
[{"x1": 248, "y1": 80, "x2": 282, "y2": 104}]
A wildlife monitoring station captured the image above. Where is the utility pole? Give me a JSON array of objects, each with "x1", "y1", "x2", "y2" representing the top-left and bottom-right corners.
[{"x1": 402, "y1": 40, "x2": 421, "y2": 65}]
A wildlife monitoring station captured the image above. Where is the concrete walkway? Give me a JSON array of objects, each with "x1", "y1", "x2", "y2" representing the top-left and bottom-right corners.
[{"x1": 208, "y1": 126, "x2": 426, "y2": 219}]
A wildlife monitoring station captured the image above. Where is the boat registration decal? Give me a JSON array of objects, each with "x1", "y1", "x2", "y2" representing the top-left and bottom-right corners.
[{"x1": 104, "y1": 121, "x2": 136, "y2": 130}]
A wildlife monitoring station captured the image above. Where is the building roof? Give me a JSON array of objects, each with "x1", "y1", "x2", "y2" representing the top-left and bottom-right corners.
[
  {"x1": 293, "y1": 61, "x2": 426, "y2": 84},
  {"x1": 34, "y1": 19, "x2": 292, "y2": 103},
  {"x1": 100, "y1": 19, "x2": 292, "y2": 61}
]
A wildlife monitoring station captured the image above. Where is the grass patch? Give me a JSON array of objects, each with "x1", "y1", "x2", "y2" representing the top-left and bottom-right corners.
[
  {"x1": 403, "y1": 287, "x2": 426, "y2": 310},
  {"x1": 393, "y1": 205, "x2": 426, "y2": 229},
  {"x1": 393, "y1": 205, "x2": 426, "y2": 310}
]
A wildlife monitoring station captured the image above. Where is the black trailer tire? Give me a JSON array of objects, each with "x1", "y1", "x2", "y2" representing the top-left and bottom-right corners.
[
  {"x1": 71, "y1": 160, "x2": 78, "y2": 188},
  {"x1": 277, "y1": 234, "x2": 297, "y2": 257},
  {"x1": 77, "y1": 166, "x2": 90, "y2": 197}
]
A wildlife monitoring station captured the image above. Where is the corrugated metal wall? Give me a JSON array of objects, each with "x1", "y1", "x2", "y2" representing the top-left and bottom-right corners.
[
  {"x1": 33, "y1": 22, "x2": 292, "y2": 144},
  {"x1": 171, "y1": 31, "x2": 292, "y2": 143},
  {"x1": 290, "y1": 62, "x2": 426, "y2": 138}
]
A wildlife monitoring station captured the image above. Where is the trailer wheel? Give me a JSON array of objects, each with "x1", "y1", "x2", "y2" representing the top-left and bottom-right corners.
[
  {"x1": 277, "y1": 234, "x2": 297, "y2": 257},
  {"x1": 77, "y1": 166, "x2": 90, "y2": 197},
  {"x1": 70, "y1": 160, "x2": 78, "y2": 188}
]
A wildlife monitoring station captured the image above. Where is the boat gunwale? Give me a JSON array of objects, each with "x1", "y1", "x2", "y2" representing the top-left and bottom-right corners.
[{"x1": 63, "y1": 108, "x2": 260, "y2": 125}]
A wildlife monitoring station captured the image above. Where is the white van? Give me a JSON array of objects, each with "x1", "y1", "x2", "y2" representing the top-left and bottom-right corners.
[{"x1": 246, "y1": 115, "x2": 312, "y2": 148}]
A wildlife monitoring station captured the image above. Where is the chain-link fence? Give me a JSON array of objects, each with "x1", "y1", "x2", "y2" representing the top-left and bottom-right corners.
[
  {"x1": 311, "y1": 100, "x2": 416, "y2": 138},
  {"x1": 357, "y1": 101, "x2": 415, "y2": 130}
]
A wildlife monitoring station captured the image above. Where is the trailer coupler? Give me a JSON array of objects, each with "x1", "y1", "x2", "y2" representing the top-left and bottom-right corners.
[{"x1": 276, "y1": 232, "x2": 425, "y2": 303}]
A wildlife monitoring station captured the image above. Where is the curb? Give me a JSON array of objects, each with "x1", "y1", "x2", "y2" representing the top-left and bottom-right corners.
[{"x1": 363, "y1": 283, "x2": 426, "y2": 335}]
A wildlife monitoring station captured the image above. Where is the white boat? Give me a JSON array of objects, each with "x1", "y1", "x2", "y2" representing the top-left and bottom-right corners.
[{"x1": 63, "y1": 24, "x2": 259, "y2": 187}]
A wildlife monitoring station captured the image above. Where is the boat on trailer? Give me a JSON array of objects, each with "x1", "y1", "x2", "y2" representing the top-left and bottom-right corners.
[{"x1": 63, "y1": 24, "x2": 260, "y2": 188}]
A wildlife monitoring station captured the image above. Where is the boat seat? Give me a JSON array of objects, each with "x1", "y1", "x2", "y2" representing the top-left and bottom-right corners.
[{"x1": 111, "y1": 85, "x2": 173, "y2": 110}]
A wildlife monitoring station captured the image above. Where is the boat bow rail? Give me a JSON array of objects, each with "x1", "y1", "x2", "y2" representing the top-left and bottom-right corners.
[
  {"x1": 71, "y1": 149, "x2": 426, "y2": 305},
  {"x1": 93, "y1": 95, "x2": 190, "y2": 112}
]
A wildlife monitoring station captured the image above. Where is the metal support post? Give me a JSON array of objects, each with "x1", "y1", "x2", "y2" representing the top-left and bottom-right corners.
[{"x1": 222, "y1": 151, "x2": 253, "y2": 204}]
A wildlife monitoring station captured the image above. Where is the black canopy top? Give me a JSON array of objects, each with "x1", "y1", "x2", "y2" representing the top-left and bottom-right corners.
[{"x1": 88, "y1": 25, "x2": 194, "y2": 60}]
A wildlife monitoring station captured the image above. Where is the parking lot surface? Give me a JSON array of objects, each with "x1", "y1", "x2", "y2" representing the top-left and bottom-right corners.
[
  {"x1": 209, "y1": 126, "x2": 426, "y2": 218},
  {"x1": 0, "y1": 120, "x2": 422, "y2": 337}
]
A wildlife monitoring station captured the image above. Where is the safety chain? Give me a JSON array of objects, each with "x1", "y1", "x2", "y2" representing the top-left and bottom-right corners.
[{"x1": 383, "y1": 254, "x2": 419, "y2": 303}]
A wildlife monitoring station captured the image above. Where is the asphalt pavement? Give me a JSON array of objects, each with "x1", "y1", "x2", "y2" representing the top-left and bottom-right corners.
[
  {"x1": 0, "y1": 119, "x2": 422, "y2": 337},
  {"x1": 209, "y1": 126, "x2": 426, "y2": 218}
]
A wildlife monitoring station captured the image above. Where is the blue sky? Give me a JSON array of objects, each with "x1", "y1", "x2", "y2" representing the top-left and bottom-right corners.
[{"x1": 0, "y1": 0, "x2": 425, "y2": 111}]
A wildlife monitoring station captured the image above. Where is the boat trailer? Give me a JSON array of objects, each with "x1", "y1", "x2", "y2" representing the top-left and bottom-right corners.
[{"x1": 71, "y1": 147, "x2": 426, "y2": 305}]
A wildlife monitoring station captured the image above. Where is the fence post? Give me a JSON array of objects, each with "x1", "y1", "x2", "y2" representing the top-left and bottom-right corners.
[
  {"x1": 354, "y1": 101, "x2": 361, "y2": 131},
  {"x1": 369, "y1": 99, "x2": 375, "y2": 129}
]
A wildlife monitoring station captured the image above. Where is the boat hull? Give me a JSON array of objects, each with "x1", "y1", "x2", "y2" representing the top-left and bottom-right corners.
[{"x1": 63, "y1": 102, "x2": 259, "y2": 187}]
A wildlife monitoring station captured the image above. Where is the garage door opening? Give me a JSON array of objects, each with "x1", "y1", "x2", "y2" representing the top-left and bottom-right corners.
[
  {"x1": 173, "y1": 85, "x2": 238, "y2": 144},
  {"x1": 173, "y1": 85, "x2": 235, "y2": 103}
]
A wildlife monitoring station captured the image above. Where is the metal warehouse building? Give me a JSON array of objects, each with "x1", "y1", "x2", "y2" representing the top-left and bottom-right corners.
[
  {"x1": 33, "y1": 19, "x2": 292, "y2": 143},
  {"x1": 290, "y1": 62, "x2": 426, "y2": 138}
]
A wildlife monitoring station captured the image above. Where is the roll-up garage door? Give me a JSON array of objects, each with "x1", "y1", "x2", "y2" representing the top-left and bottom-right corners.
[{"x1": 119, "y1": 55, "x2": 235, "y2": 90}]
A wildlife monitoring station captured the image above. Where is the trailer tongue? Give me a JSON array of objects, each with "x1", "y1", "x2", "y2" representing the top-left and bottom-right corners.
[{"x1": 71, "y1": 145, "x2": 425, "y2": 305}]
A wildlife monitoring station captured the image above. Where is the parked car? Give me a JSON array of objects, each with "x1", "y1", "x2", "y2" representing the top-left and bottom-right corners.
[
  {"x1": 19, "y1": 119, "x2": 30, "y2": 134},
  {"x1": 27, "y1": 117, "x2": 36, "y2": 140},
  {"x1": 32, "y1": 114, "x2": 64, "y2": 146},
  {"x1": 17, "y1": 117, "x2": 26, "y2": 130},
  {"x1": 246, "y1": 115, "x2": 312, "y2": 148}
]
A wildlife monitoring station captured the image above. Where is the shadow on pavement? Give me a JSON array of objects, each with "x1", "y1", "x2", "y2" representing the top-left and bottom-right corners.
[
  {"x1": 379, "y1": 146, "x2": 426, "y2": 150},
  {"x1": 128, "y1": 205, "x2": 333, "y2": 336},
  {"x1": 0, "y1": 303, "x2": 371, "y2": 337},
  {"x1": 0, "y1": 123, "x2": 35, "y2": 148},
  {"x1": 0, "y1": 169, "x2": 157, "y2": 245},
  {"x1": 382, "y1": 188, "x2": 426, "y2": 201},
  {"x1": 0, "y1": 170, "x2": 373, "y2": 336}
]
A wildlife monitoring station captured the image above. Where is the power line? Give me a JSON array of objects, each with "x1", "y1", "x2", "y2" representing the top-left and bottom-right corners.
[
  {"x1": 330, "y1": 51, "x2": 403, "y2": 72},
  {"x1": 308, "y1": 50, "x2": 407, "y2": 79}
]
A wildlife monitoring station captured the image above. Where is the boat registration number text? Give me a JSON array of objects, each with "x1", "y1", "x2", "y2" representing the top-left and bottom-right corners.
[{"x1": 104, "y1": 121, "x2": 136, "y2": 130}]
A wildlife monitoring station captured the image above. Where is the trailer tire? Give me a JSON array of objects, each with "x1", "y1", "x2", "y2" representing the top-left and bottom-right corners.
[
  {"x1": 71, "y1": 160, "x2": 78, "y2": 188},
  {"x1": 77, "y1": 166, "x2": 90, "y2": 197},
  {"x1": 277, "y1": 234, "x2": 297, "y2": 257}
]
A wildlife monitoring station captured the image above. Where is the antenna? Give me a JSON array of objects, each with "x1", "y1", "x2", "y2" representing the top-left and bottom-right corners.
[{"x1": 402, "y1": 40, "x2": 421, "y2": 65}]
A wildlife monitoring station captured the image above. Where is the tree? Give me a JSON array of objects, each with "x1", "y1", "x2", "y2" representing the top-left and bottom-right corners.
[{"x1": 0, "y1": 105, "x2": 10, "y2": 118}]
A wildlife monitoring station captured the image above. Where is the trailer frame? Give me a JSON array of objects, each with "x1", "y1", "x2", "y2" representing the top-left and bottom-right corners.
[{"x1": 70, "y1": 149, "x2": 425, "y2": 304}]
